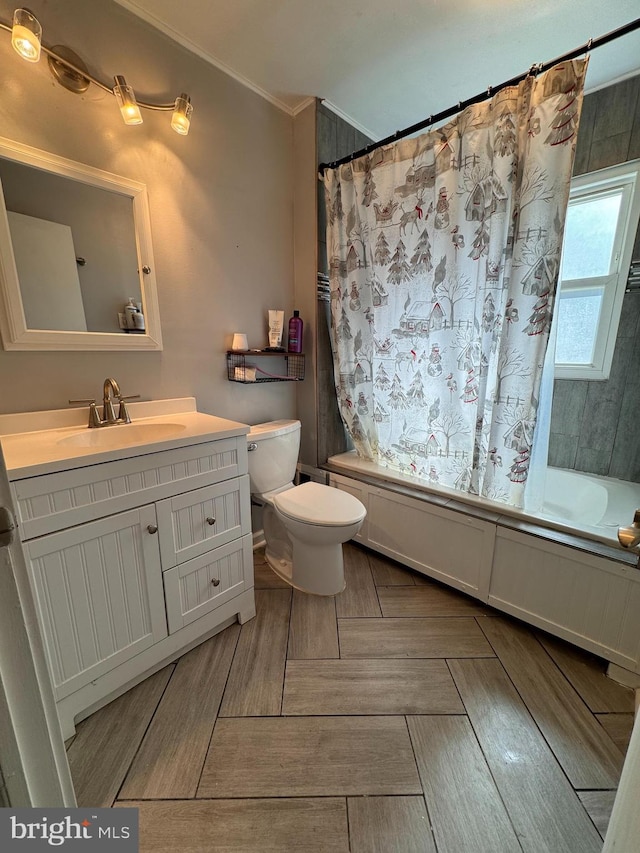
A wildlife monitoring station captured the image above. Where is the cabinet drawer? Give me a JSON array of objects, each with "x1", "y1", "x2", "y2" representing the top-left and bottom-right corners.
[
  {"x1": 13, "y1": 437, "x2": 248, "y2": 539},
  {"x1": 24, "y1": 505, "x2": 167, "y2": 700},
  {"x1": 163, "y1": 534, "x2": 254, "y2": 633},
  {"x1": 157, "y1": 475, "x2": 251, "y2": 568}
]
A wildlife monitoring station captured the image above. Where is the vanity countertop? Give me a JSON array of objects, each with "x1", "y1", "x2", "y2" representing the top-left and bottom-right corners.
[{"x1": 0, "y1": 397, "x2": 249, "y2": 479}]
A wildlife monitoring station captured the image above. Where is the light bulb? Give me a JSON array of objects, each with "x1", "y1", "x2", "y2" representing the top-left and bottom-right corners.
[
  {"x1": 12, "y1": 8, "x2": 42, "y2": 63},
  {"x1": 113, "y1": 75, "x2": 143, "y2": 126},
  {"x1": 171, "y1": 93, "x2": 193, "y2": 135}
]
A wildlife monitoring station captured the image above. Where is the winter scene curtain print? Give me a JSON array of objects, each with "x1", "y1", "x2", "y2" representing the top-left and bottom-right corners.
[{"x1": 324, "y1": 59, "x2": 587, "y2": 507}]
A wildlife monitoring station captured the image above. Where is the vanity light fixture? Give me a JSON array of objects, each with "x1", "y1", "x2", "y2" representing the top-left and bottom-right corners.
[
  {"x1": 3, "y1": 8, "x2": 193, "y2": 135},
  {"x1": 11, "y1": 7, "x2": 41, "y2": 62},
  {"x1": 171, "y1": 93, "x2": 193, "y2": 136},
  {"x1": 113, "y1": 75, "x2": 143, "y2": 126}
]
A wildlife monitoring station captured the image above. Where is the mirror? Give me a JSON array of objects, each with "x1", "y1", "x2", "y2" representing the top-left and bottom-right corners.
[{"x1": 0, "y1": 137, "x2": 162, "y2": 350}]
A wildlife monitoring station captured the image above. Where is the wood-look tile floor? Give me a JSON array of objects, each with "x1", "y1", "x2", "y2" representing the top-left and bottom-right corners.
[{"x1": 69, "y1": 544, "x2": 635, "y2": 852}]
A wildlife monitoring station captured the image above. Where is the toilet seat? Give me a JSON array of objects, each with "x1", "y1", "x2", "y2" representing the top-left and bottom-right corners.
[{"x1": 273, "y1": 481, "x2": 366, "y2": 527}]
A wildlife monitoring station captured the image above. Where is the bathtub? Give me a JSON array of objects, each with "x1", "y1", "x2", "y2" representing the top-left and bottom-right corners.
[
  {"x1": 327, "y1": 451, "x2": 640, "y2": 675},
  {"x1": 540, "y1": 467, "x2": 640, "y2": 541},
  {"x1": 328, "y1": 450, "x2": 640, "y2": 549}
]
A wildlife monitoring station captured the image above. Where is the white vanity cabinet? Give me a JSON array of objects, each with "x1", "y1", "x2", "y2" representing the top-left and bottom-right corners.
[{"x1": 7, "y1": 422, "x2": 255, "y2": 739}]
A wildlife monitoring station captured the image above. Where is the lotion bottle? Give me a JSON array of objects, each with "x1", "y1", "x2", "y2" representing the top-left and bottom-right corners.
[
  {"x1": 287, "y1": 310, "x2": 303, "y2": 353},
  {"x1": 124, "y1": 297, "x2": 138, "y2": 329}
]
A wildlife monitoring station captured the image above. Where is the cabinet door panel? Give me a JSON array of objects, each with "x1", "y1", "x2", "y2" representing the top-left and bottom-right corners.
[
  {"x1": 157, "y1": 475, "x2": 251, "y2": 568},
  {"x1": 366, "y1": 487, "x2": 494, "y2": 599},
  {"x1": 24, "y1": 505, "x2": 167, "y2": 699},
  {"x1": 164, "y1": 534, "x2": 253, "y2": 633},
  {"x1": 489, "y1": 528, "x2": 640, "y2": 667}
]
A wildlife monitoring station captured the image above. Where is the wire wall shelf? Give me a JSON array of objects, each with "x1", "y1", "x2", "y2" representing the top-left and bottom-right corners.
[{"x1": 226, "y1": 351, "x2": 305, "y2": 383}]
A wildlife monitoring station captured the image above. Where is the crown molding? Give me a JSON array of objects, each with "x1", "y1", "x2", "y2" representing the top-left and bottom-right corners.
[
  {"x1": 291, "y1": 96, "x2": 316, "y2": 116},
  {"x1": 113, "y1": 0, "x2": 297, "y2": 115},
  {"x1": 319, "y1": 99, "x2": 379, "y2": 142}
]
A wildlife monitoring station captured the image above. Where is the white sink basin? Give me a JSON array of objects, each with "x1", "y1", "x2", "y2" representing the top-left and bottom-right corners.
[
  {"x1": 0, "y1": 402, "x2": 250, "y2": 478},
  {"x1": 58, "y1": 422, "x2": 186, "y2": 448}
]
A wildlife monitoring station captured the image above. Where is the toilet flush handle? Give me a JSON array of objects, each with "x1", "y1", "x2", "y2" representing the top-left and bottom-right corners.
[{"x1": 248, "y1": 442, "x2": 258, "y2": 451}]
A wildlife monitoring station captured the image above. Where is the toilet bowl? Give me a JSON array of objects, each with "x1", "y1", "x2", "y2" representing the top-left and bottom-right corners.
[{"x1": 248, "y1": 420, "x2": 366, "y2": 595}]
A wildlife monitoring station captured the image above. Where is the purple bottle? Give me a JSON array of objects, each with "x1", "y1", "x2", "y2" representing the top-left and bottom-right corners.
[{"x1": 287, "y1": 310, "x2": 303, "y2": 353}]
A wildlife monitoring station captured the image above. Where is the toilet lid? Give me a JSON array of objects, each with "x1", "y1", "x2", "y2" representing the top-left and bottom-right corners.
[{"x1": 273, "y1": 482, "x2": 366, "y2": 527}]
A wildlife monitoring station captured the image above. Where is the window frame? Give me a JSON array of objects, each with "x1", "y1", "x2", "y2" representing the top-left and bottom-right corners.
[{"x1": 554, "y1": 159, "x2": 640, "y2": 381}]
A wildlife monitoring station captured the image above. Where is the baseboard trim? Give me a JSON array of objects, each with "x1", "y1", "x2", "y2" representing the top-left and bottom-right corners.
[{"x1": 607, "y1": 662, "x2": 640, "y2": 687}]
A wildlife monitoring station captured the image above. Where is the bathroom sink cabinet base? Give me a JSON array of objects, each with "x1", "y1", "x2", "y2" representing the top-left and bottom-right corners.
[
  {"x1": 57, "y1": 589, "x2": 255, "y2": 739},
  {"x1": 7, "y1": 424, "x2": 255, "y2": 740}
]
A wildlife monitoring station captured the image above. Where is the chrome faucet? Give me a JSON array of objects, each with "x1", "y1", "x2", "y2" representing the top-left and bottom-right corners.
[
  {"x1": 617, "y1": 510, "x2": 640, "y2": 552},
  {"x1": 69, "y1": 377, "x2": 140, "y2": 428}
]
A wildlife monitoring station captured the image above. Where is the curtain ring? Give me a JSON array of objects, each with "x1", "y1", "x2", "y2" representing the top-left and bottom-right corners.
[{"x1": 586, "y1": 38, "x2": 593, "y2": 51}]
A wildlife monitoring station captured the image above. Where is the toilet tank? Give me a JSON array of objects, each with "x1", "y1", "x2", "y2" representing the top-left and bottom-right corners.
[{"x1": 247, "y1": 419, "x2": 301, "y2": 495}]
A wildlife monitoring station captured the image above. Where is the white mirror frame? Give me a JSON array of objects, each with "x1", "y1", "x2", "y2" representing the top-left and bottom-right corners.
[{"x1": 0, "y1": 137, "x2": 162, "y2": 351}]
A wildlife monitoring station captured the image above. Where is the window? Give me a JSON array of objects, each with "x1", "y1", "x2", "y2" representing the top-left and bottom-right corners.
[{"x1": 555, "y1": 160, "x2": 640, "y2": 380}]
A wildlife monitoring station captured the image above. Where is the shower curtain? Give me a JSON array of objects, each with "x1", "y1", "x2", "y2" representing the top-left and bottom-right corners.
[{"x1": 324, "y1": 59, "x2": 587, "y2": 508}]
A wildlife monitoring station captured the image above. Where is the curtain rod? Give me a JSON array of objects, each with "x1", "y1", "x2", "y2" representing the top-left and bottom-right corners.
[{"x1": 318, "y1": 16, "x2": 640, "y2": 174}]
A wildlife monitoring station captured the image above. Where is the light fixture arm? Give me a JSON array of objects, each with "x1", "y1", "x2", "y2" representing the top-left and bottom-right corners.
[{"x1": 0, "y1": 15, "x2": 192, "y2": 131}]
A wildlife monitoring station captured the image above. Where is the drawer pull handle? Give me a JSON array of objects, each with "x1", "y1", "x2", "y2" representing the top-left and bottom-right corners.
[
  {"x1": 211, "y1": 578, "x2": 221, "y2": 587},
  {"x1": 147, "y1": 524, "x2": 158, "y2": 534},
  {"x1": 206, "y1": 517, "x2": 216, "y2": 526}
]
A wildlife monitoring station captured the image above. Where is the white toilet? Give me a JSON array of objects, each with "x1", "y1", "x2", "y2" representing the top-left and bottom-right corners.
[{"x1": 247, "y1": 420, "x2": 366, "y2": 595}]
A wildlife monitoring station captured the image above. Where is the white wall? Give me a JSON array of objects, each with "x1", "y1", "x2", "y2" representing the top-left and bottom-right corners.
[{"x1": 0, "y1": 0, "x2": 296, "y2": 425}]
